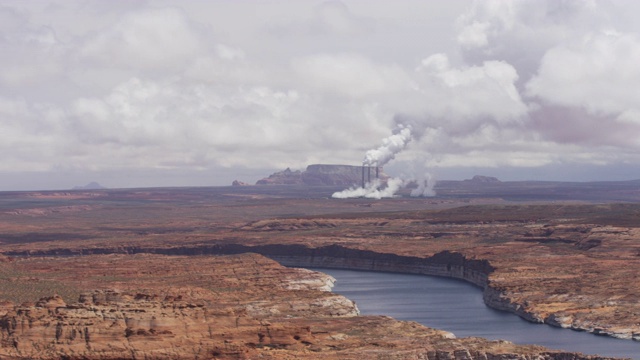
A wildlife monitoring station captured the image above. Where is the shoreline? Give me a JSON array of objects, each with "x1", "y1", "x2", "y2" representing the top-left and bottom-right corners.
[{"x1": 5, "y1": 243, "x2": 637, "y2": 342}]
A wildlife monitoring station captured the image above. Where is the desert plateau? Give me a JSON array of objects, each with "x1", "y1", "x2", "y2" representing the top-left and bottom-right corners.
[
  {"x1": 5, "y1": 0, "x2": 640, "y2": 358},
  {"x1": 0, "y1": 178, "x2": 637, "y2": 359}
]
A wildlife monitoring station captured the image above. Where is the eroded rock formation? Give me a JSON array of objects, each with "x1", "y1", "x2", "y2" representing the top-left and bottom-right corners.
[
  {"x1": 0, "y1": 187, "x2": 639, "y2": 358},
  {"x1": 0, "y1": 254, "x2": 615, "y2": 359}
]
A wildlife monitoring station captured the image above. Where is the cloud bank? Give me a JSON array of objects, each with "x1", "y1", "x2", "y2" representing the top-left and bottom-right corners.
[{"x1": 1, "y1": 0, "x2": 640, "y2": 190}]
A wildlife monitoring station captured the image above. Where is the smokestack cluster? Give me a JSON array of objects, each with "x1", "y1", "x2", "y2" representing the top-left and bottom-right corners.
[
  {"x1": 332, "y1": 121, "x2": 435, "y2": 199},
  {"x1": 361, "y1": 164, "x2": 379, "y2": 189},
  {"x1": 359, "y1": 123, "x2": 411, "y2": 189}
]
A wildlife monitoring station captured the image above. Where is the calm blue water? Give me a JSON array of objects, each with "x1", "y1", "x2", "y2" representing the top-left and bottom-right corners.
[{"x1": 311, "y1": 268, "x2": 639, "y2": 359}]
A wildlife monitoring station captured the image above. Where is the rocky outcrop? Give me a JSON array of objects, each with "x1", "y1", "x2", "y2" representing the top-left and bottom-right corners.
[
  {"x1": 256, "y1": 164, "x2": 387, "y2": 186},
  {"x1": 2, "y1": 187, "x2": 640, "y2": 358},
  {"x1": 0, "y1": 254, "x2": 361, "y2": 359},
  {"x1": 6, "y1": 241, "x2": 637, "y2": 345},
  {"x1": 232, "y1": 180, "x2": 251, "y2": 186},
  {"x1": 0, "y1": 253, "x2": 619, "y2": 360},
  {"x1": 0, "y1": 288, "x2": 339, "y2": 359},
  {"x1": 256, "y1": 167, "x2": 304, "y2": 185},
  {"x1": 72, "y1": 182, "x2": 106, "y2": 190}
]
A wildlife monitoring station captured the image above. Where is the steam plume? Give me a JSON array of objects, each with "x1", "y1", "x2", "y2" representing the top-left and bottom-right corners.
[
  {"x1": 332, "y1": 178, "x2": 406, "y2": 199},
  {"x1": 409, "y1": 173, "x2": 436, "y2": 197},
  {"x1": 362, "y1": 124, "x2": 412, "y2": 167},
  {"x1": 331, "y1": 174, "x2": 436, "y2": 199},
  {"x1": 332, "y1": 121, "x2": 436, "y2": 199}
]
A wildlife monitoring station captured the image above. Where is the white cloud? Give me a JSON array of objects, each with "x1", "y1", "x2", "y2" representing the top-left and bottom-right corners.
[
  {"x1": 2, "y1": 0, "x2": 640, "y2": 189},
  {"x1": 215, "y1": 44, "x2": 246, "y2": 61},
  {"x1": 315, "y1": 1, "x2": 362, "y2": 36},
  {"x1": 0, "y1": 10, "x2": 64, "y2": 89},
  {"x1": 414, "y1": 53, "x2": 527, "y2": 128},
  {"x1": 80, "y1": 7, "x2": 206, "y2": 71},
  {"x1": 457, "y1": 20, "x2": 490, "y2": 47},
  {"x1": 456, "y1": 0, "x2": 518, "y2": 50},
  {"x1": 293, "y1": 53, "x2": 411, "y2": 98},
  {"x1": 455, "y1": 0, "x2": 606, "y2": 82},
  {"x1": 527, "y1": 31, "x2": 640, "y2": 117},
  {"x1": 0, "y1": 96, "x2": 70, "y2": 171}
]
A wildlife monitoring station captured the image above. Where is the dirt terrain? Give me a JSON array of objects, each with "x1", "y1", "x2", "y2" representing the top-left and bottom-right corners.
[{"x1": 0, "y1": 180, "x2": 639, "y2": 358}]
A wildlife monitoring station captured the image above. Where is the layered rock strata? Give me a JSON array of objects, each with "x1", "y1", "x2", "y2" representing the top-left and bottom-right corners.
[
  {"x1": 0, "y1": 253, "x2": 619, "y2": 359},
  {"x1": 1, "y1": 189, "x2": 640, "y2": 357},
  {"x1": 6, "y1": 241, "x2": 640, "y2": 343}
]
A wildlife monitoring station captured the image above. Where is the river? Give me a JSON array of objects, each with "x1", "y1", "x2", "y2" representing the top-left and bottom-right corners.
[{"x1": 311, "y1": 268, "x2": 640, "y2": 359}]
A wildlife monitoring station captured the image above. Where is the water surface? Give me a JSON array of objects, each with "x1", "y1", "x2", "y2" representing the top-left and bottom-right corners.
[{"x1": 312, "y1": 268, "x2": 639, "y2": 359}]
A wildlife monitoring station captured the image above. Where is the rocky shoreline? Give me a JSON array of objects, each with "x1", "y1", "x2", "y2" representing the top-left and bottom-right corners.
[
  {"x1": 0, "y1": 253, "x2": 621, "y2": 360},
  {"x1": 5, "y1": 242, "x2": 639, "y2": 343},
  {"x1": 1, "y1": 188, "x2": 639, "y2": 358},
  {"x1": 269, "y1": 249, "x2": 640, "y2": 342}
]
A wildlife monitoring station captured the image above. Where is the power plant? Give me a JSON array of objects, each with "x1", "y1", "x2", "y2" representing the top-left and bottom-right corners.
[{"x1": 361, "y1": 164, "x2": 380, "y2": 188}]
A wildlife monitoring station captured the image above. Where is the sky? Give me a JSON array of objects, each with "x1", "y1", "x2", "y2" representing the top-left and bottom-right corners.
[{"x1": 2, "y1": 0, "x2": 640, "y2": 190}]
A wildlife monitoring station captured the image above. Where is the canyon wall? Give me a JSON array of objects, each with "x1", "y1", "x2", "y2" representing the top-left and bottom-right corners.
[
  {"x1": 0, "y1": 253, "x2": 617, "y2": 360},
  {"x1": 3, "y1": 245, "x2": 495, "y2": 310},
  {"x1": 3, "y1": 244, "x2": 491, "y2": 287},
  {"x1": 5, "y1": 242, "x2": 637, "y2": 341}
]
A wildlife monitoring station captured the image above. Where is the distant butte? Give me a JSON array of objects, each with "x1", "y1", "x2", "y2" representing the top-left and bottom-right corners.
[
  {"x1": 464, "y1": 175, "x2": 502, "y2": 183},
  {"x1": 72, "y1": 181, "x2": 107, "y2": 190},
  {"x1": 231, "y1": 179, "x2": 250, "y2": 186}
]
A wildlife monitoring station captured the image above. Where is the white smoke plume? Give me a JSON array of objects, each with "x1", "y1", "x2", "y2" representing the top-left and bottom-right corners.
[
  {"x1": 332, "y1": 178, "x2": 406, "y2": 199},
  {"x1": 331, "y1": 173, "x2": 436, "y2": 199},
  {"x1": 332, "y1": 121, "x2": 438, "y2": 199},
  {"x1": 363, "y1": 124, "x2": 412, "y2": 166},
  {"x1": 409, "y1": 173, "x2": 436, "y2": 197}
]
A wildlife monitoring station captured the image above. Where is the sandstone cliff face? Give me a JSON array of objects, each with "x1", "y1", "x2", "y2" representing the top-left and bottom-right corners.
[
  {"x1": 0, "y1": 188, "x2": 638, "y2": 359},
  {"x1": 0, "y1": 254, "x2": 617, "y2": 360},
  {"x1": 5, "y1": 222, "x2": 640, "y2": 346},
  {"x1": 0, "y1": 254, "x2": 360, "y2": 359},
  {"x1": 0, "y1": 289, "x2": 358, "y2": 359}
]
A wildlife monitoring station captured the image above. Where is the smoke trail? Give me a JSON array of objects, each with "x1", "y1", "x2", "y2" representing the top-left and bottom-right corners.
[
  {"x1": 332, "y1": 178, "x2": 406, "y2": 199},
  {"x1": 332, "y1": 121, "x2": 437, "y2": 199},
  {"x1": 409, "y1": 173, "x2": 436, "y2": 197},
  {"x1": 362, "y1": 124, "x2": 412, "y2": 167}
]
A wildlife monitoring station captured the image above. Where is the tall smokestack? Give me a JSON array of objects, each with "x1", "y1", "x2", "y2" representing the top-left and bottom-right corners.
[
  {"x1": 368, "y1": 166, "x2": 371, "y2": 183},
  {"x1": 362, "y1": 165, "x2": 365, "y2": 189},
  {"x1": 376, "y1": 166, "x2": 379, "y2": 179}
]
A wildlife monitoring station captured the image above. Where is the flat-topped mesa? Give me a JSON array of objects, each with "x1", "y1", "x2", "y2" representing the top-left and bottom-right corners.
[
  {"x1": 464, "y1": 175, "x2": 502, "y2": 184},
  {"x1": 256, "y1": 164, "x2": 387, "y2": 186},
  {"x1": 303, "y1": 164, "x2": 387, "y2": 186}
]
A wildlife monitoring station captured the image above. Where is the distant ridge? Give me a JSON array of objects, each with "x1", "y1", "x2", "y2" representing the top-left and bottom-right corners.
[
  {"x1": 464, "y1": 175, "x2": 501, "y2": 183},
  {"x1": 72, "y1": 182, "x2": 107, "y2": 190},
  {"x1": 255, "y1": 164, "x2": 387, "y2": 186}
]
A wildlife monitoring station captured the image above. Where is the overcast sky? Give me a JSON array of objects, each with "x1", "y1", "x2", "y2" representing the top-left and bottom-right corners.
[{"x1": 2, "y1": 0, "x2": 640, "y2": 190}]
